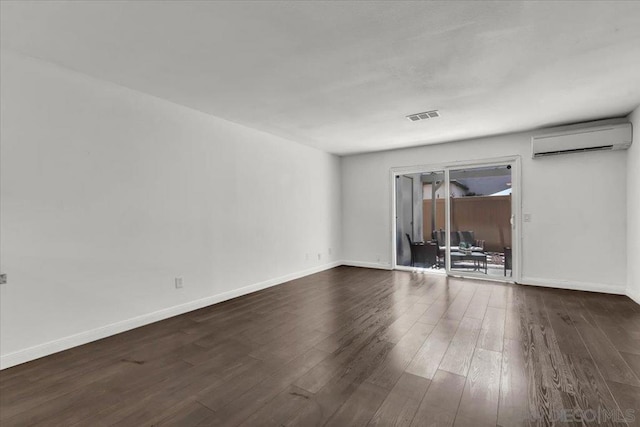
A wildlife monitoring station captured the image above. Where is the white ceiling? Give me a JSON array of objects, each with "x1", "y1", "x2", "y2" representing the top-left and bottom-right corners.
[{"x1": 2, "y1": 1, "x2": 640, "y2": 155}]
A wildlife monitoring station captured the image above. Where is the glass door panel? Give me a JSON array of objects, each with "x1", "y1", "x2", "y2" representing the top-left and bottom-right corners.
[
  {"x1": 446, "y1": 165, "x2": 513, "y2": 278},
  {"x1": 395, "y1": 171, "x2": 445, "y2": 270},
  {"x1": 421, "y1": 171, "x2": 445, "y2": 270},
  {"x1": 395, "y1": 175, "x2": 414, "y2": 267}
]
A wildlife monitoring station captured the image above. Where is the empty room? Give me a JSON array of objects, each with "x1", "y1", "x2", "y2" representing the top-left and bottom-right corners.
[{"x1": 1, "y1": 1, "x2": 640, "y2": 426}]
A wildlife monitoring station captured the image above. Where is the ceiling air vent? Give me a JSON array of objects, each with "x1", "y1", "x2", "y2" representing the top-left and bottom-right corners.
[{"x1": 407, "y1": 110, "x2": 439, "y2": 122}]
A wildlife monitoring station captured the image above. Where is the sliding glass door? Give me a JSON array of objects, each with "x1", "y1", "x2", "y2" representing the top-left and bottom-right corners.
[
  {"x1": 446, "y1": 164, "x2": 514, "y2": 279},
  {"x1": 392, "y1": 158, "x2": 519, "y2": 282}
]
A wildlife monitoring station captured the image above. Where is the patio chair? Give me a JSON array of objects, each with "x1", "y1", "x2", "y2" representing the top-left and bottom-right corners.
[
  {"x1": 406, "y1": 234, "x2": 437, "y2": 268},
  {"x1": 406, "y1": 234, "x2": 418, "y2": 266},
  {"x1": 421, "y1": 242, "x2": 439, "y2": 268},
  {"x1": 504, "y1": 247, "x2": 512, "y2": 276},
  {"x1": 459, "y1": 230, "x2": 485, "y2": 252}
]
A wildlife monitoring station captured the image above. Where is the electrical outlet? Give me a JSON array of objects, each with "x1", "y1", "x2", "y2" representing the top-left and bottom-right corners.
[
  {"x1": 0, "y1": 274, "x2": 6, "y2": 285},
  {"x1": 328, "y1": 248, "x2": 332, "y2": 255},
  {"x1": 524, "y1": 213, "x2": 532, "y2": 222},
  {"x1": 175, "y1": 277, "x2": 183, "y2": 289},
  {"x1": 317, "y1": 253, "x2": 322, "y2": 260}
]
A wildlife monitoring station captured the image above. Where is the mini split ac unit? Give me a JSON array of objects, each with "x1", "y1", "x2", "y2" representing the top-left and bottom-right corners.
[{"x1": 531, "y1": 121, "x2": 632, "y2": 158}]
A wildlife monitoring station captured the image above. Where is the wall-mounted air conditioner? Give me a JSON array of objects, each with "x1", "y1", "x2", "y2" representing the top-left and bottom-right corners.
[{"x1": 531, "y1": 121, "x2": 632, "y2": 158}]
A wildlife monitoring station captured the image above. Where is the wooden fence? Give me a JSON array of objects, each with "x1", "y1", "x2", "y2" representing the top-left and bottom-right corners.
[{"x1": 422, "y1": 195, "x2": 511, "y2": 252}]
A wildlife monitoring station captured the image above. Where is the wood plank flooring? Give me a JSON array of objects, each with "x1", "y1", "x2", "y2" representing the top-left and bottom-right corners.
[{"x1": 1, "y1": 266, "x2": 639, "y2": 426}]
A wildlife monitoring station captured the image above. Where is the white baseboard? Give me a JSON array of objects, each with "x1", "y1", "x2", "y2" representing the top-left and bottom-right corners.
[
  {"x1": 0, "y1": 261, "x2": 341, "y2": 370},
  {"x1": 341, "y1": 260, "x2": 393, "y2": 270},
  {"x1": 627, "y1": 287, "x2": 640, "y2": 305},
  {"x1": 519, "y1": 276, "x2": 626, "y2": 295}
]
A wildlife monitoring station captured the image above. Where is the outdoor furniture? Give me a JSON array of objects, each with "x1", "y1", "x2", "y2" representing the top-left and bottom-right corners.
[
  {"x1": 459, "y1": 231, "x2": 484, "y2": 252},
  {"x1": 433, "y1": 229, "x2": 483, "y2": 252},
  {"x1": 412, "y1": 242, "x2": 438, "y2": 268},
  {"x1": 416, "y1": 242, "x2": 438, "y2": 268},
  {"x1": 406, "y1": 234, "x2": 438, "y2": 268},
  {"x1": 406, "y1": 233, "x2": 421, "y2": 266},
  {"x1": 432, "y1": 230, "x2": 459, "y2": 249},
  {"x1": 432, "y1": 229, "x2": 485, "y2": 268},
  {"x1": 451, "y1": 251, "x2": 487, "y2": 273},
  {"x1": 504, "y1": 246, "x2": 512, "y2": 276}
]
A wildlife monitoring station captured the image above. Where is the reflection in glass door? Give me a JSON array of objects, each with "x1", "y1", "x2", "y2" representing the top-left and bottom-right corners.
[
  {"x1": 395, "y1": 175, "x2": 414, "y2": 267},
  {"x1": 446, "y1": 164, "x2": 513, "y2": 278}
]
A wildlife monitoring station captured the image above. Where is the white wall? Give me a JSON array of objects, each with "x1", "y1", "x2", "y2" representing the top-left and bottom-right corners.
[
  {"x1": 0, "y1": 51, "x2": 342, "y2": 368},
  {"x1": 342, "y1": 128, "x2": 628, "y2": 293},
  {"x1": 627, "y1": 106, "x2": 640, "y2": 304}
]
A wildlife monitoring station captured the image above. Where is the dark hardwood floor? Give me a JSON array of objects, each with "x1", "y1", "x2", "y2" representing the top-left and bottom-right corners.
[{"x1": 1, "y1": 266, "x2": 639, "y2": 426}]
